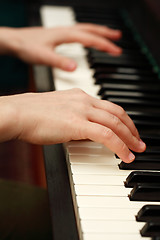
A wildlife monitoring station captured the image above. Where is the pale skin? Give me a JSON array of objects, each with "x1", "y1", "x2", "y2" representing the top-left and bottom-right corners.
[{"x1": 0, "y1": 24, "x2": 146, "y2": 163}]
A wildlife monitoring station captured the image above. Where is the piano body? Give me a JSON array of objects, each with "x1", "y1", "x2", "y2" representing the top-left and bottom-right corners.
[{"x1": 29, "y1": 0, "x2": 160, "y2": 239}]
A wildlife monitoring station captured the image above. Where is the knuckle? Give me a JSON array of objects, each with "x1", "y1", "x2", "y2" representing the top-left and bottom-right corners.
[
  {"x1": 112, "y1": 115, "x2": 120, "y2": 128},
  {"x1": 121, "y1": 142, "x2": 127, "y2": 154},
  {"x1": 117, "y1": 106, "x2": 126, "y2": 118},
  {"x1": 101, "y1": 128, "x2": 113, "y2": 141},
  {"x1": 75, "y1": 88, "x2": 89, "y2": 101}
]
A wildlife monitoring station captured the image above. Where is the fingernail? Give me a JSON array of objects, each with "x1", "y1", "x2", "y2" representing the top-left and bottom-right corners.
[
  {"x1": 139, "y1": 139, "x2": 146, "y2": 150},
  {"x1": 66, "y1": 61, "x2": 77, "y2": 71},
  {"x1": 128, "y1": 152, "x2": 135, "y2": 162}
]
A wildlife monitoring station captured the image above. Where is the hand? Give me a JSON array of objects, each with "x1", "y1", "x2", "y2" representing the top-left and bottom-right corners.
[
  {"x1": 0, "y1": 88, "x2": 146, "y2": 163},
  {"x1": 0, "y1": 24, "x2": 122, "y2": 71}
]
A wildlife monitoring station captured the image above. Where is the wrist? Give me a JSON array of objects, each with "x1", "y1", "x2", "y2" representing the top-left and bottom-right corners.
[
  {"x1": 0, "y1": 27, "x2": 20, "y2": 55},
  {"x1": 0, "y1": 96, "x2": 20, "y2": 142}
]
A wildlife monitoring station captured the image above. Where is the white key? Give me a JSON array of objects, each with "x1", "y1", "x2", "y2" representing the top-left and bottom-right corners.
[
  {"x1": 65, "y1": 140, "x2": 103, "y2": 148},
  {"x1": 78, "y1": 207, "x2": 137, "y2": 221},
  {"x1": 83, "y1": 233, "x2": 150, "y2": 240},
  {"x1": 80, "y1": 220, "x2": 144, "y2": 233},
  {"x1": 77, "y1": 196, "x2": 160, "y2": 209},
  {"x1": 67, "y1": 145, "x2": 114, "y2": 156},
  {"x1": 69, "y1": 155, "x2": 120, "y2": 165},
  {"x1": 71, "y1": 164, "x2": 130, "y2": 176},
  {"x1": 74, "y1": 184, "x2": 130, "y2": 196},
  {"x1": 72, "y1": 174, "x2": 125, "y2": 185}
]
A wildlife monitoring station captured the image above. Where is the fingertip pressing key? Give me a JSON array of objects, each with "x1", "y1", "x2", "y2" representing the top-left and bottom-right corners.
[
  {"x1": 138, "y1": 139, "x2": 146, "y2": 152},
  {"x1": 128, "y1": 152, "x2": 135, "y2": 163}
]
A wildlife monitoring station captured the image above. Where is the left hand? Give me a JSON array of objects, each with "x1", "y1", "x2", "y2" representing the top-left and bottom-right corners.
[{"x1": 0, "y1": 24, "x2": 122, "y2": 71}]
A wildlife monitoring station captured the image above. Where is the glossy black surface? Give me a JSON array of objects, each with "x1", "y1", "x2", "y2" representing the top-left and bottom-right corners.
[{"x1": 136, "y1": 205, "x2": 160, "y2": 222}]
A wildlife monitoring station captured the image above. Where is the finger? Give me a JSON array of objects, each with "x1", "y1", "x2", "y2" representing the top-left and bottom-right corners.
[
  {"x1": 88, "y1": 108, "x2": 146, "y2": 153},
  {"x1": 74, "y1": 23, "x2": 122, "y2": 40},
  {"x1": 33, "y1": 47, "x2": 77, "y2": 71},
  {"x1": 53, "y1": 29, "x2": 122, "y2": 55},
  {"x1": 82, "y1": 121, "x2": 135, "y2": 163},
  {"x1": 92, "y1": 98, "x2": 141, "y2": 140}
]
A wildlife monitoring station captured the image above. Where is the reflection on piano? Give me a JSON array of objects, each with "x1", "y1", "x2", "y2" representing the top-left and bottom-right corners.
[{"x1": 34, "y1": 1, "x2": 160, "y2": 240}]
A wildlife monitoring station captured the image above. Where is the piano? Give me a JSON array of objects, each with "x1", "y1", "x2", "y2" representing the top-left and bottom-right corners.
[{"x1": 29, "y1": 1, "x2": 160, "y2": 239}]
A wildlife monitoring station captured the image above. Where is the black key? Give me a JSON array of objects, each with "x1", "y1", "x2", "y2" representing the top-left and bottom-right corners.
[
  {"x1": 90, "y1": 57, "x2": 150, "y2": 68},
  {"x1": 74, "y1": 7, "x2": 121, "y2": 19},
  {"x1": 88, "y1": 51, "x2": 145, "y2": 61},
  {"x1": 119, "y1": 161, "x2": 160, "y2": 170},
  {"x1": 140, "y1": 222, "x2": 160, "y2": 237},
  {"x1": 93, "y1": 67, "x2": 156, "y2": 77},
  {"x1": 125, "y1": 112, "x2": 160, "y2": 130},
  {"x1": 152, "y1": 237, "x2": 160, "y2": 240},
  {"x1": 140, "y1": 134, "x2": 160, "y2": 146},
  {"x1": 102, "y1": 91, "x2": 160, "y2": 101},
  {"x1": 127, "y1": 111, "x2": 160, "y2": 122},
  {"x1": 76, "y1": 17, "x2": 125, "y2": 27},
  {"x1": 124, "y1": 171, "x2": 160, "y2": 188},
  {"x1": 107, "y1": 97, "x2": 160, "y2": 108},
  {"x1": 129, "y1": 183, "x2": 160, "y2": 201},
  {"x1": 116, "y1": 149, "x2": 160, "y2": 160},
  {"x1": 136, "y1": 205, "x2": 160, "y2": 222},
  {"x1": 98, "y1": 83, "x2": 160, "y2": 95},
  {"x1": 95, "y1": 73, "x2": 156, "y2": 84}
]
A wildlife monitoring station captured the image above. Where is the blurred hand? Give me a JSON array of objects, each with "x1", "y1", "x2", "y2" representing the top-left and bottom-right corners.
[
  {"x1": 0, "y1": 88, "x2": 146, "y2": 163},
  {"x1": 0, "y1": 24, "x2": 122, "y2": 71}
]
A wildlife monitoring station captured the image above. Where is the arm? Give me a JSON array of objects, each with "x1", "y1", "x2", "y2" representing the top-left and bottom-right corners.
[
  {"x1": 0, "y1": 24, "x2": 122, "y2": 71},
  {"x1": 0, "y1": 89, "x2": 146, "y2": 163}
]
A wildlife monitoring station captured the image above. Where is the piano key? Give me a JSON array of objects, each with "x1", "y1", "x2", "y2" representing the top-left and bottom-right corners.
[
  {"x1": 119, "y1": 161, "x2": 160, "y2": 170},
  {"x1": 89, "y1": 54, "x2": 147, "y2": 65},
  {"x1": 76, "y1": 195, "x2": 160, "y2": 209},
  {"x1": 83, "y1": 233, "x2": 149, "y2": 240},
  {"x1": 88, "y1": 49, "x2": 146, "y2": 60},
  {"x1": 124, "y1": 171, "x2": 160, "y2": 188},
  {"x1": 73, "y1": 174, "x2": 125, "y2": 185},
  {"x1": 102, "y1": 91, "x2": 160, "y2": 101},
  {"x1": 78, "y1": 207, "x2": 137, "y2": 220},
  {"x1": 65, "y1": 140, "x2": 103, "y2": 148},
  {"x1": 140, "y1": 135, "x2": 160, "y2": 146},
  {"x1": 136, "y1": 205, "x2": 160, "y2": 222},
  {"x1": 93, "y1": 66, "x2": 156, "y2": 77},
  {"x1": 71, "y1": 164, "x2": 131, "y2": 175},
  {"x1": 67, "y1": 145, "x2": 114, "y2": 156},
  {"x1": 129, "y1": 183, "x2": 160, "y2": 201},
  {"x1": 90, "y1": 57, "x2": 150, "y2": 68},
  {"x1": 127, "y1": 111, "x2": 160, "y2": 122},
  {"x1": 98, "y1": 82, "x2": 160, "y2": 95},
  {"x1": 80, "y1": 219, "x2": 144, "y2": 233},
  {"x1": 140, "y1": 222, "x2": 160, "y2": 237},
  {"x1": 132, "y1": 153, "x2": 160, "y2": 161},
  {"x1": 69, "y1": 155, "x2": 119, "y2": 165},
  {"x1": 95, "y1": 74, "x2": 156, "y2": 85},
  {"x1": 107, "y1": 97, "x2": 160, "y2": 108},
  {"x1": 116, "y1": 151, "x2": 160, "y2": 160},
  {"x1": 152, "y1": 236, "x2": 160, "y2": 240},
  {"x1": 74, "y1": 184, "x2": 130, "y2": 196}
]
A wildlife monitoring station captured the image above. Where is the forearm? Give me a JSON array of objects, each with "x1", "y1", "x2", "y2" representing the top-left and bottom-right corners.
[{"x1": 0, "y1": 27, "x2": 19, "y2": 55}]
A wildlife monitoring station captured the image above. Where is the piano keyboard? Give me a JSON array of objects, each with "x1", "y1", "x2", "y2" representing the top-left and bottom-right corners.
[{"x1": 40, "y1": 5, "x2": 160, "y2": 240}]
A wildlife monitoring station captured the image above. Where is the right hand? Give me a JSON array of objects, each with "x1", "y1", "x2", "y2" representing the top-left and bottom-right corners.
[{"x1": 0, "y1": 88, "x2": 146, "y2": 163}]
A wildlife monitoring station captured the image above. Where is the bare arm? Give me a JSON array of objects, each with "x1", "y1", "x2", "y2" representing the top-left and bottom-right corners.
[{"x1": 0, "y1": 89, "x2": 146, "y2": 163}]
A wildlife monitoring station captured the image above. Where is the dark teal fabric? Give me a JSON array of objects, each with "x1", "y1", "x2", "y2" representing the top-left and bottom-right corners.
[
  {"x1": 0, "y1": 0, "x2": 27, "y2": 27},
  {"x1": 0, "y1": 0, "x2": 29, "y2": 94}
]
